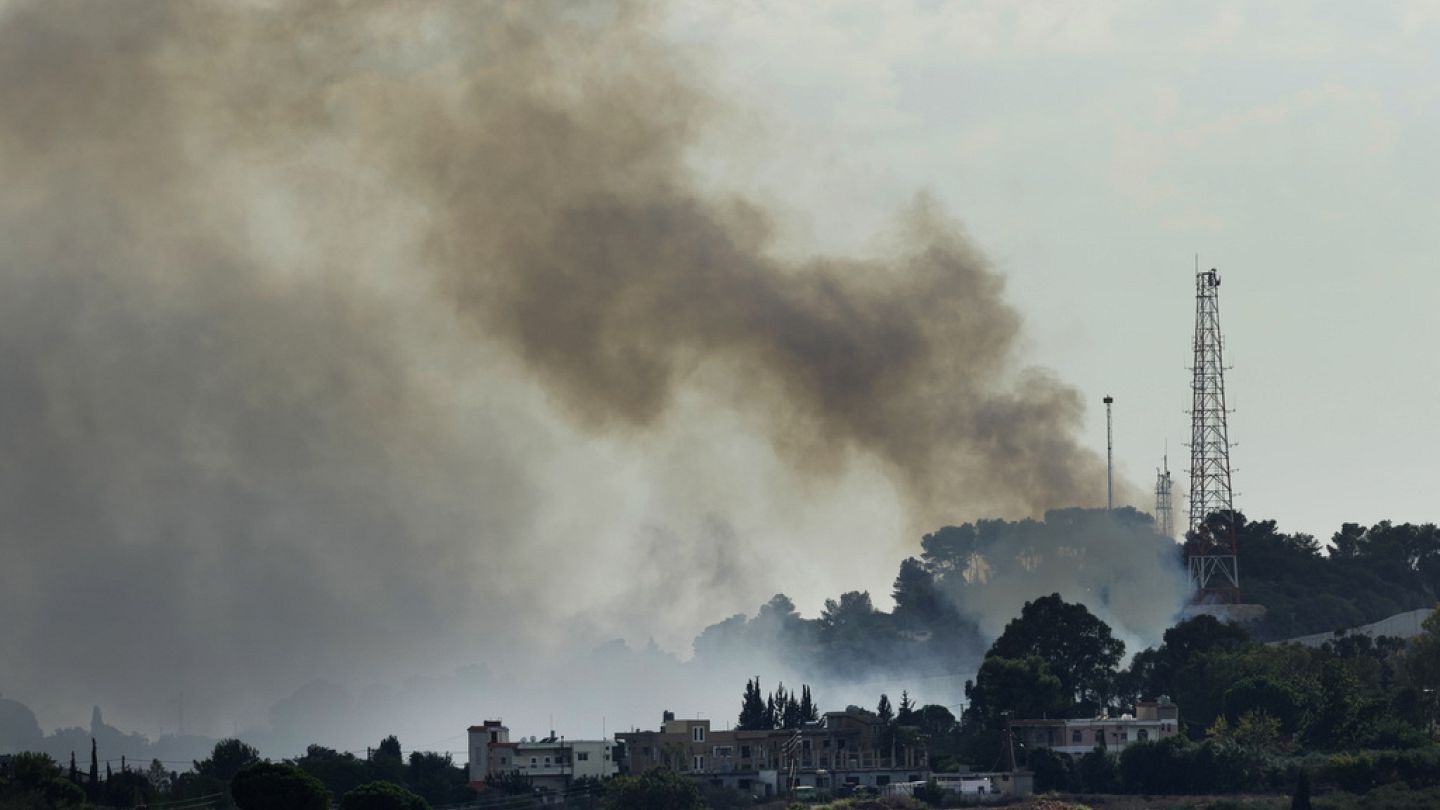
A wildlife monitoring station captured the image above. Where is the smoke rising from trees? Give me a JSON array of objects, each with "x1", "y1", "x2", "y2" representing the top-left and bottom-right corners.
[{"x1": 0, "y1": 0, "x2": 1152, "y2": 743}]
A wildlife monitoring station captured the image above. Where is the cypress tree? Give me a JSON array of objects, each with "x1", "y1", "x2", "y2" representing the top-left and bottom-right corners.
[
  {"x1": 69, "y1": 751, "x2": 78, "y2": 785},
  {"x1": 89, "y1": 738, "x2": 99, "y2": 798},
  {"x1": 799, "y1": 685, "x2": 819, "y2": 723},
  {"x1": 772, "y1": 684, "x2": 790, "y2": 728},
  {"x1": 782, "y1": 696, "x2": 800, "y2": 729},
  {"x1": 738, "y1": 678, "x2": 767, "y2": 730}
]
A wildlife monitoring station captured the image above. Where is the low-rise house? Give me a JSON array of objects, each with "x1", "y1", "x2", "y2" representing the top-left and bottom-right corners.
[
  {"x1": 1011, "y1": 697, "x2": 1181, "y2": 757},
  {"x1": 931, "y1": 770, "x2": 1034, "y2": 800},
  {"x1": 617, "y1": 707, "x2": 929, "y2": 797},
  {"x1": 467, "y1": 720, "x2": 617, "y2": 794}
]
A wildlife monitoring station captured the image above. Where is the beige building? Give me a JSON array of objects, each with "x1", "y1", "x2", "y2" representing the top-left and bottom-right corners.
[
  {"x1": 1011, "y1": 697, "x2": 1181, "y2": 757},
  {"x1": 618, "y1": 707, "x2": 929, "y2": 797}
]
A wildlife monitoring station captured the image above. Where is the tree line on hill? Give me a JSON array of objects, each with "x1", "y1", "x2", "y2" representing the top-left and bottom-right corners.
[
  {"x1": 693, "y1": 508, "x2": 1440, "y2": 688},
  {"x1": 0, "y1": 733, "x2": 470, "y2": 810},
  {"x1": 943, "y1": 592, "x2": 1440, "y2": 804}
]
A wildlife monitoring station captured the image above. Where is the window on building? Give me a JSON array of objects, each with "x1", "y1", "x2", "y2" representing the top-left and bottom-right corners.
[
  {"x1": 837, "y1": 738, "x2": 846, "y2": 749},
  {"x1": 692, "y1": 726, "x2": 705, "y2": 743},
  {"x1": 642, "y1": 747, "x2": 651, "y2": 757},
  {"x1": 530, "y1": 757, "x2": 537, "y2": 767},
  {"x1": 876, "y1": 775, "x2": 891, "y2": 786},
  {"x1": 692, "y1": 755, "x2": 704, "y2": 771},
  {"x1": 713, "y1": 746, "x2": 732, "y2": 758},
  {"x1": 1071, "y1": 730, "x2": 1082, "y2": 743},
  {"x1": 490, "y1": 731, "x2": 498, "y2": 743},
  {"x1": 500, "y1": 757, "x2": 507, "y2": 766},
  {"x1": 544, "y1": 757, "x2": 551, "y2": 766},
  {"x1": 740, "y1": 746, "x2": 751, "y2": 758},
  {"x1": 577, "y1": 752, "x2": 589, "y2": 761},
  {"x1": 1137, "y1": 729, "x2": 1149, "y2": 741},
  {"x1": 1119, "y1": 731, "x2": 1128, "y2": 742}
]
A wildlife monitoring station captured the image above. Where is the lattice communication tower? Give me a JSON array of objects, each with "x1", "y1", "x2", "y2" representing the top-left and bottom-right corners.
[
  {"x1": 1185, "y1": 268, "x2": 1239, "y2": 603},
  {"x1": 1155, "y1": 456, "x2": 1173, "y2": 540}
]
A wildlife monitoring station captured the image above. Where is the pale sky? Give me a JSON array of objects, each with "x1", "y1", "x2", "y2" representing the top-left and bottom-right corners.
[{"x1": 670, "y1": 0, "x2": 1440, "y2": 543}]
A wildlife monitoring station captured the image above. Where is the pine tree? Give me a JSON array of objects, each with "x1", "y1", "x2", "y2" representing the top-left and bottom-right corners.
[
  {"x1": 897, "y1": 690, "x2": 915, "y2": 724},
  {"x1": 146, "y1": 759, "x2": 171, "y2": 795}
]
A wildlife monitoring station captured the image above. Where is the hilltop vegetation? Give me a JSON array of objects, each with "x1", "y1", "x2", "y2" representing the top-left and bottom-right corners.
[{"x1": 695, "y1": 509, "x2": 1440, "y2": 687}]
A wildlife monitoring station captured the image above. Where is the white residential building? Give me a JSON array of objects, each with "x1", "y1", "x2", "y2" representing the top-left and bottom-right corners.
[{"x1": 468, "y1": 720, "x2": 617, "y2": 794}]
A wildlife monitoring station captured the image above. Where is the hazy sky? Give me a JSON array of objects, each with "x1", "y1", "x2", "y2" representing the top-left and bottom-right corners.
[
  {"x1": 671, "y1": 0, "x2": 1440, "y2": 541},
  {"x1": 3, "y1": 0, "x2": 1437, "y2": 752}
]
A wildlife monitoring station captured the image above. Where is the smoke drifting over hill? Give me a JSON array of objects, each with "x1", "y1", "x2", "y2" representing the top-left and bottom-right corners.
[{"x1": 0, "y1": 0, "x2": 1153, "y2": 747}]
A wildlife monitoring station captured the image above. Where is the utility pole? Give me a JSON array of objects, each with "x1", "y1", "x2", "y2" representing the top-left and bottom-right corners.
[
  {"x1": 1103, "y1": 396, "x2": 1114, "y2": 511},
  {"x1": 1185, "y1": 267, "x2": 1239, "y2": 603}
]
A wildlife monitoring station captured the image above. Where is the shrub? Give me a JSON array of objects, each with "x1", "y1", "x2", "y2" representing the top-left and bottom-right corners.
[
  {"x1": 231, "y1": 762, "x2": 330, "y2": 810},
  {"x1": 339, "y1": 780, "x2": 429, "y2": 810}
]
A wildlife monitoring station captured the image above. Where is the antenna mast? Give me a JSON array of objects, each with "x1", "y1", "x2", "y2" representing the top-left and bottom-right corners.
[
  {"x1": 1103, "y1": 396, "x2": 1114, "y2": 511},
  {"x1": 1155, "y1": 454, "x2": 1173, "y2": 539},
  {"x1": 1185, "y1": 268, "x2": 1238, "y2": 603}
]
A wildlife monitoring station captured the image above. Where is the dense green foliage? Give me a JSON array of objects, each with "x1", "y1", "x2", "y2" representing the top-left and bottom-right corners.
[
  {"x1": 230, "y1": 762, "x2": 329, "y2": 810},
  {"x1": 339, "y1": 780, "x2": 429, "y2": 810},
  {"x1": 989, "y1": 593, "x2": 1125, "y2": 710},
  {"x1": 0, "y1": 753, "x2": 84, "y2": 809},
  {"x1": 603, "y1": 768, "x2": 702, "y2": 810},
  {"x1": 945, "y1": 590, "x2": 1440, "y2": 801},
  {"x1": 1233, "y1": 517, "x2": 1440, "y2": 640},
  {"x1": 0, "y1": 733, "x2": 474, "y2": 810}
]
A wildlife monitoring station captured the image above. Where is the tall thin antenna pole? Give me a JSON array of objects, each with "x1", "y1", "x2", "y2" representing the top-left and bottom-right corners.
[
  {"x1": 1103, "y1": 395, "x2": 1114, "y2": 511},
  {"x1": 1155, "y1": 452, "x2": 1173, "y2": 539}
]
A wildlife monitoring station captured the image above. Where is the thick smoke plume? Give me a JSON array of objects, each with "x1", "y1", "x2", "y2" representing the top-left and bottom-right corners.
[{"x1": 0, "y1": 0, "x2": 1145, "y2": 747}]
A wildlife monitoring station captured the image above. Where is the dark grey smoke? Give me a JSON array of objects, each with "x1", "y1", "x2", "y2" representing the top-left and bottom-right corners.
[{"x1": 0, "y1": 0, "x2": 1138, "y2": 744}]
